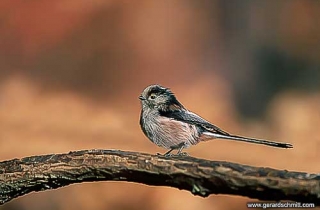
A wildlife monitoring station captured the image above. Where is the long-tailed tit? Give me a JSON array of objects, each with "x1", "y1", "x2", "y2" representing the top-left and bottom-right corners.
[{"x1": 139, "y1": 84, "x2": 293, "y2": 156}]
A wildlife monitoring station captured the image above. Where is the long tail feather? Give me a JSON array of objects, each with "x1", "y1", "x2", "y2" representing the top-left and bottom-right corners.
[{"x1": 203, "y1": 132, "x2": 293, "y2": 148}]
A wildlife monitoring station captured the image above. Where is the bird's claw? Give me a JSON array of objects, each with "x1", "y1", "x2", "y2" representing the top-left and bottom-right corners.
[
  {"x1": 156, "y1": 152, "x2": 189, "y2": 157},
  {"x1": 177, "y1": 152, "x2": 189, "y2": 157},
  {"x1": 156, "y1": 152, "x2": 174, "y2": 157},
  {"x1": 159, "y1": 153, "x2": 189, "y2": 157},
  {"x1": 165, "y1": 153, "x2": 175, "y2": 157}
]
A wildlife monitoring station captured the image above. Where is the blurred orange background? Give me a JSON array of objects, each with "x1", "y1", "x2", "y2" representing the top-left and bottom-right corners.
[{"x1": 0, "y1": 1, "x2": 320, "y2": 210}]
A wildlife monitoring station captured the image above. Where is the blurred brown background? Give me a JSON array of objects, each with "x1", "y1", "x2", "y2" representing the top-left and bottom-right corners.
[{"x1": 0, "y1": 1, "x2": 320, "y2": 210}]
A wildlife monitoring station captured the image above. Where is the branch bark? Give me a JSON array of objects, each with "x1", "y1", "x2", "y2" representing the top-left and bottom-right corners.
[{"x1": 0, "y1": 149, "x2": 319, "y2": 205}]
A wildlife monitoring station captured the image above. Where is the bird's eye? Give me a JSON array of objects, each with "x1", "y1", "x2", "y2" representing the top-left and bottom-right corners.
[{"x1": 149, "y1": 93, "x2": 156, "y2": 100}]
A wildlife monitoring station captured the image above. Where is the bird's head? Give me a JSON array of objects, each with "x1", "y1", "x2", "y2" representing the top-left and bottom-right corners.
[{"x1": 139, "y1": 84, "x2": 184, "y2": 111}]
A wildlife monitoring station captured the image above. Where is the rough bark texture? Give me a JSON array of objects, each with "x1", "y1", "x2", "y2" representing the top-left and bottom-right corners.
[{"x1": 0, "y1": 149, "x2": 319, "y2": 205}]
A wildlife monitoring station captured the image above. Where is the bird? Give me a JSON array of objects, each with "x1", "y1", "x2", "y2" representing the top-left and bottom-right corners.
[{"x1": 139, "y1": 84, "x2": 293, "y2": 156}]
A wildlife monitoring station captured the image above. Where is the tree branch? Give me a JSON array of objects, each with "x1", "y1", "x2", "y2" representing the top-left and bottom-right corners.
[{"x1": 0, "y1": 149, "x2": 319, "y2": 205}]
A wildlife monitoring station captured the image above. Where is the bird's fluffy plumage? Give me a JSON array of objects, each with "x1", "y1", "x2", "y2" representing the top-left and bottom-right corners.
[{"x1": 139, "y1": 84, "x2": 293, "y2": 156}]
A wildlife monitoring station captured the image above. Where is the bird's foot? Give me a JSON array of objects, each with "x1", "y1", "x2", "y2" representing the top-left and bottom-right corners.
[
  {"x1": 165, "y1": 153, "x2": 175, "y2": 157},
  {"x1": 156, "y1": 152, "x2": 174, "y2": 157},
  {"x1": 156, "y1": 153, "x2": 187, "y2": 157},
  {"x1": 176, "y1": 152, "x2": 189, "y2": 157}
]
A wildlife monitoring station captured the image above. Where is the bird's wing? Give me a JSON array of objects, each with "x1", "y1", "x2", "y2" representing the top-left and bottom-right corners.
[
  {"x1": 159, "y1": 109, "x2": 293, "y2": 149},
  {"x1": 159, "y1": 109, "x2": 230, "y2": 136}
]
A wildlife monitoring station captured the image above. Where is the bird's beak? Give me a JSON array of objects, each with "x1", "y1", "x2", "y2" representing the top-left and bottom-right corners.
[{"x1": 139, "y1": 95, "x2": 146, "y2": 100}]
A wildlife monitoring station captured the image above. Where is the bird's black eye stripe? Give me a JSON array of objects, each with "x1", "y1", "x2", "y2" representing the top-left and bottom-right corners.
[{"x1": 148, "y1": 87, "x2": 167, "y2": 97}]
